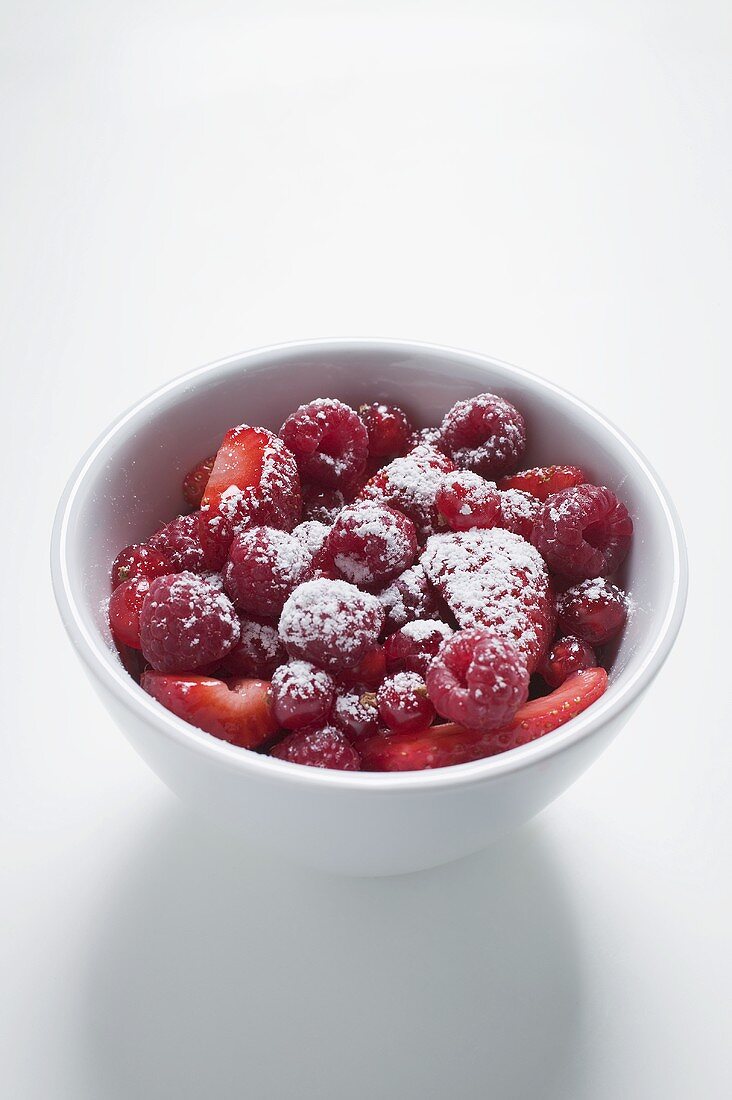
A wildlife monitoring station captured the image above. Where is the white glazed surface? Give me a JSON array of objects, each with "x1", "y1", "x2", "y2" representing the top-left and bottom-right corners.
[{"x1": 51, "y1": 340, "x2": 687, "y2": 874}]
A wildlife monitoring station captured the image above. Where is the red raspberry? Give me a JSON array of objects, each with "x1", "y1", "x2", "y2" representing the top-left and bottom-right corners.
[
  {"x1": 425, "y1": 627, "x2": 530, "y2": 730},
  {"x1": 538, "y1": 635, "x2": 597, "y2": 688},
  {"x1": 269, "y1": 660, "x2": 336, "y2": 730},
  {"x1": 216, "y1": 615, "x2": 286, "y2": 678},
  {"x1": 531, "y1": 484, "x2": 633, "y2": 580},
  {"x1": 498, "y1": 489, "x2": 541, "y2": 541},
  {"x1": 436, "y1": 471, "x2": 502, "y2": 531},
  {"x1": 200, "y1": 426, "x2": 301, "y2": 569},
  {"x1": 303, "y1": 543, "x2": 342, "y2": 582},
  {"x1": 498, "y1": 464, "x2": 587, "y2": 501},
  {"x1": 270, "y1": 724, "x2": 361, "y2": 770},
  {"x1": 337, "y1": 645, "x2": 387, "y2": 688},
  {"x1": 108, "y1": 577, "x2": 150, "y2": 648},
  {"x1": 182, "y1": 455, "x2": 215, "y2": 510},
  {"x1": 377, "y1": 672, "x2": 435, "y2": 734},
  {"x1": 148, "y1": 513, "x2": 207, "y2": 573},
  {"x1": 279, "y1": 578, "x2": 384, "y2": 672},
  {"x1": 421, "y1": 528, "x2": 554, "y2": 672},
  {"x1": 139, "y1": 572, "x2": 241, "y2": 673},
  {"x1": 377, "y1": 563, "x2": 440, "y2": 632},
  {"x1": 301, "y1": 484, "x2": 346, "y2": 524},
  {"x1": 384, "y1": 619, "x2": 454, "y2": 676},
  {"x1": 280, "y1": 399, "x2": 368, "y2": 489},
  {"x1": 111, "y1": 543, "x2": 172, "y2": 589},
  {"x1": 325, "y1": 502, "x2": 417, "y2": 587},
  {"x1": 359, "y1": 402, "x2": 413, "y2": 458},
  {"x1": 291, "y1": 520, "x2": 330, "y2": 559},
  {"x1": 557, "y1": 577, "x2": 628, "y2": 645},
  {"x1": 409, "y1": 426, "x2": 443, "y2": 450},
  {"x1": 223, "y1": 527, "x2": 310, "y2": 619},
  {"x1": 332, "y1": 687, "x2": 380, "y2": 743},
  {"x1": 356, "y1": 444, "x2": 456, "y2": 541},
  {"x1": 439, "y1": 393, "x2": 526, "y2": 477}
]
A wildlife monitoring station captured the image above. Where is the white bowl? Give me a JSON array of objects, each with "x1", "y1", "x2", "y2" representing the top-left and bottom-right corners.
[{"x1": 51, "y1": 339, "x2": 687, "y2": 875}]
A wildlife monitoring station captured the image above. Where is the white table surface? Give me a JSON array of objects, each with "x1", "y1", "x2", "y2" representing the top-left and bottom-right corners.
[{"x1": 3, "y1": 3, "x2": 730, "y2": 1096}]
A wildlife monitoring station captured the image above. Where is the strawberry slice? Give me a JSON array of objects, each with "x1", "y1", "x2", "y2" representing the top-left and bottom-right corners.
[
  {"x1": 498, "y1": 465, "x2": 587, "y2": 502},
  {"x1": 199, "y1": 425, "x2": 301, "y2": 567},
  {"x1": 182, "y1": 454, "x2": 215, "y2": 510},
  {"x1": 141, "y1": 672, "x2": 278, "y2": 748},
  {"x1": 359, "y1": 667, "x2": 607, "y2": 771}
]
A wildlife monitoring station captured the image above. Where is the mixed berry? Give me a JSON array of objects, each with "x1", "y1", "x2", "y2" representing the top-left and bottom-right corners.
[{"x1": 109, "y1": 392, "x2": 633, "y2": 772}]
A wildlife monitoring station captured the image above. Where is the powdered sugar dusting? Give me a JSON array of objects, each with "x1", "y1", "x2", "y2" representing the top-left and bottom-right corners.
[
  {"x1": 279, "y1": 578, "x2": 384, "y2": 666},
  {"x1": 271, "y1": 659, "x2": 334, "y2": 703},
  {"x1": 358, "y1": 444, "x2": 455, "y2": 540},
  {"x1": 420, "y1": 528, "x2": 552, "y2": 670},
  {"x1": 292, "y1": 520, "x2": 330, "y2": 557}
]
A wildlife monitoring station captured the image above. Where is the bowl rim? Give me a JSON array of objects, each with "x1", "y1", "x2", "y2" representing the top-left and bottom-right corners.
[{"x1": 51, "y1": 337, "x2": 688, "y2": 792}]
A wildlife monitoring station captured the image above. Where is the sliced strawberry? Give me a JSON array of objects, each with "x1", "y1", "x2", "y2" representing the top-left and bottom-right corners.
[
  {"x1": 359, "y1": 667, "x2": 607, "y2": 771},
  {"x1": 141, "y1": 672, "x2": 278, "y2": 749},
  {"x1": 182, "y1": 454, "x2": 215, "y2": 510},
  {"x1": 498, "y1": 465, "x2": 587, "y2": 502},
  {"x1": 108, "y1": 577, "x2": 150, "y2": 649},
  {"x1": 199, "y1": 425, "x2": 301, "y2": 567}
]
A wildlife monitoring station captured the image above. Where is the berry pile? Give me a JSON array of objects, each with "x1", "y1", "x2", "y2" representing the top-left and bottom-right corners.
[{"x1": 109, "y1": 392, "x2": 632, "y2": 772}]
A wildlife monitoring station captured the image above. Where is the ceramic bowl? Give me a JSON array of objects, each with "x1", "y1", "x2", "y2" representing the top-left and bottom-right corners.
[{"x1": 51, "y1": 340, "x2": 687, "y2": 875}]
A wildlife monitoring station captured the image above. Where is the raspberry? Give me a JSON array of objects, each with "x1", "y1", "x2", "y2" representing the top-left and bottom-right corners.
[
  {"x1": 108, "y1": 577, "x2": 150, "y2": 649},
  {"x1": 421, "y1": 528, "x2": 554, "y2": 672},
  {"x1": 182, "y1": 455, "x2": 215, "y2": 510},
  {"x1": 439, "y1": 393, "x2": 526, "y2": 477},
  {"x1": 498, "y1": 464, "x2": 587, "y2": 501},
  {"x1": 377, "y1": 563, "x2": 439, "y2": 632},
  {"x1": 538, "y1": 635, "x2": 596, "y2": 688},
  {"x1": 111, "y1": 543, "x2": 172, "y2": 589},
  {"x1": 409, "y1": 426, "x2": 443, "y2": 450},
  {"x1": 377, "y1": 671, "x2": 435, "y2": 734},
  {"x1": 337, "y1": 645, "x2": 387, "y2": 688},
  {"x1": 216, "y1": 616, "x2": 286, "y2": 678},
  {"x1": 498, "y1": 489, "x2": 541, "y2": 541},
  {"x1": 557, "y1": 577, "x2": 628, "y2": 645},
  {"x1": 303, "y1": 543, "x2": 342, "y2": 582},
  {"x1": 270, "y1": 724, "x2": 361, "y2": 770},
  {"x1": 148, "y1": 513, "x2": 207, "y2": 573},
  {"x1": 326, "y1": 502, "x2": 417, "y2": 587},
  {"x1": 425, "y1": 627, "x2": 530, "y2": 730},
  {"x1": 359, "y1": 402, "x2": 413, "y2": 458},
  {"x1": 356, "y1": 444, "x2": 456, "y2": 541},
  {"x1": 301, "y1": 485, "x2": 346, "y2": 524},
  {"x1": 384, "y1": 619, "x2": 454, "y2": 676},
  {"x1": 332, "y1": 687, "x2": 380, "y2": 743},
  {"x1": 531, "y1": 484, "x2": 633, "y2": 579},
  {"x1": 280, "y1": 399, "x2": 368, "y2": 489},
  {"x1": 223, "y1": 527, "x2": 310, "y2": 618},
  {"x1": 436, "y1": 471, "x2": 502, "y2": 531},
  {"x1": 291, "y1": 520, "x2": 330, "y2": 558},
  {"x1": 269, "y1": 660, "x2": 336, "y2": 730},
  {"x1": 279, "y1": 578, "x2": 384, "y2": 671},
  {"x1": 139, "y1": 572, "x2": 241, "y2": 673}
]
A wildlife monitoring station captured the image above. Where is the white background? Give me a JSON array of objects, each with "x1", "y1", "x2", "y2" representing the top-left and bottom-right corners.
[{"x1": 2, "y1": 3, "x2": 730, "y2": 1097}]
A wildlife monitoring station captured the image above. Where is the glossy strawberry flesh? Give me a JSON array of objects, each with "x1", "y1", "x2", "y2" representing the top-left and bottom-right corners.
[
  {"x1": 182, "y1": 455, "x2": 215, "y2": 510},
  {"x1": 498, "y1": 465, "x2": 587, "y2": 501},
  {"x1": 141, "y1": 672, "x2": 277, "y2": 748},
  {"x1": 359, "y1": 667, "x2": 607, "y2": 770},
  {"x1": 200, "y1": 425, "x2": 301, "y2": 567}
]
